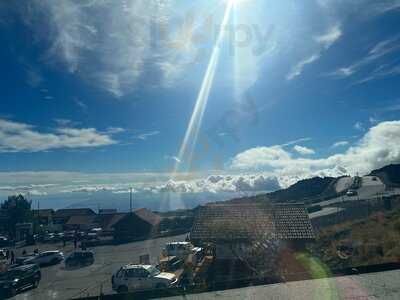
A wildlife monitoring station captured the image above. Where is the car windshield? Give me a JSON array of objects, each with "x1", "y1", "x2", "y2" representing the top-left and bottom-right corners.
[
  {"x1": 1, "y1": 1, "x2": 400, "y2": 299},
  {"x1": 147, "y1": 266, "x2": 161, "y2": 277}
]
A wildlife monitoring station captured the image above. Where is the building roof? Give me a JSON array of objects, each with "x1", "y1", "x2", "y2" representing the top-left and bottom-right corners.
[
  {"x1": 65, "y1": 215, "x2": 96, "y2": 226},
  {"x1": 54, "y1": 208, "x2": 96, "y2": 218},
  {"x1": 94, "y1": 213, "x2": 127, "y2": 231},
  {"x1": 111, "y1": 208, "x2": 161, "y2": 228},
  {"x1": 134, "y1": 208, "x2": 161, "y2": 226},
  {"x1": 36, "y1": 209, "x2": 54, "y2": 218},
  {"x1": 190, "y1": 203, "x2": 315, "y2": 242},
  {"x1": 99, "y1": 209, "x2": 118, "y2": 214}
]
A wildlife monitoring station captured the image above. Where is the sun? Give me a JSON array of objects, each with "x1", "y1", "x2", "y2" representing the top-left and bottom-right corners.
[{"x1": 229, "y1": 0, "x2": 248, "y2": 5}]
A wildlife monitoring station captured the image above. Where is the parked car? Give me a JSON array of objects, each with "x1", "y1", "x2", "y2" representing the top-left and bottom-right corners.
[
  {"x1": 112, "y1": 264, "x2": 178, "y2": 293},
  {"x1": 0, "y1": 264, "x2": 41, "y2": 297},
  {"x1": 0, "y1": 236, "x2": 10, "y2": 247},
  {"x1": 84, "y1": 232, "x2": 98, "y2": 241},
  {"x1": 21, "y1": 251, "x2": 64, "y2": 267},
  {"x1": 65, "y1": 251, "x2": 94, "y2": 267},
  {"x1": 346, "y1": 189, "x2": 358, "y2": 196},
  {"x1": 42, "y1": 233, "x2": 56, "y2": 243}
]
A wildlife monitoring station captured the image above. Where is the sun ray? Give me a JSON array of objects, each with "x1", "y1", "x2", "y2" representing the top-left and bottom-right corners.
[{"x1": 172, "y1": 1, "x2": 235, "y2": 176}]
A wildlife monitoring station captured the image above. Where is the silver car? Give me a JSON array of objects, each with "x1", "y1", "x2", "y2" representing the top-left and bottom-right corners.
[{"x1": 23, "y1": 251, "x2": 64, "y2": 266}]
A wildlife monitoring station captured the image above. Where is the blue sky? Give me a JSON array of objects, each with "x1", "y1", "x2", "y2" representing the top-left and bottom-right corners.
[{"x1": 1, "y1": 0, "x2": 400, "y2": 208}]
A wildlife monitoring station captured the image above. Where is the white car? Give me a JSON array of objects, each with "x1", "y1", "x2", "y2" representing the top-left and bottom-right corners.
[
  {"x1": 346, "y1": 189, "x2": 358, "y2": 196},
  {"x1": 23, "y1": 251, "x2": 64, "y2": 266},
  {"x1": 112, "y1": 264, "x2": 178, "y2": 293}
]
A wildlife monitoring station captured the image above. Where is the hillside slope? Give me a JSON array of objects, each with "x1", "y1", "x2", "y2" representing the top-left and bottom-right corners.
[{"x1": 369, "y1": 164, "x2": 400, "y2": 187}]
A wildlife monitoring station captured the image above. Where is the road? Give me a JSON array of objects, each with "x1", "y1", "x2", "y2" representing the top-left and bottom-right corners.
[
  {"x1": 165, "y1": 269, "x2": 400, "y2": 300},
  {"x1": 319, "y1": 176, "x2": 393, "y2": 207},
  {"x1": 11, "y1": 234, "x2": 186, "y2": 300}
]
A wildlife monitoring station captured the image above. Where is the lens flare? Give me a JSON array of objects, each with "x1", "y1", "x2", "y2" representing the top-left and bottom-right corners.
[{"x1": 172, "y1": 1, "x2": 234, "y2": 176}]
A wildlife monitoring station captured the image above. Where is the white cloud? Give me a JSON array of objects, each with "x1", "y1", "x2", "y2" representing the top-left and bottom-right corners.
[
  {"x1": 293, "y1": 145, "x2": 315, "y2": 155},
  {"x1": 18, "y1": 0, "x2": 207, "y2": 97},
  {"x1": 149, "y1": 174, "x2": 281, "y2": 194},
  {"x1": 230, "y1": 120, "x2": 400, "y2": 187},
  {"x1": 74, "y1": 98, "x2": 88, "y2": 110},
  {"x1": 137, "y1": 131, "x2": 160, "y2": 140},
  {"x1": 287, "y1": 24, "x2": 342, "y2": 81},
  {"x1": 281, "y1": 137, "x2": 312, "y2": 147},
  {"x1": 354, "y1": 121, "x2": 364, "y2": 131},
  {"x1": 329, "y1": 35, "x2": 400, "y2": 81},
  {"x1": 165, "y1": 155, "x2": 181, "y2": 164},
  {"x1": 286, "y1": 54, "x2": 321, "y2": 80},
  {"x1": 0, "y1": 118, "x2": 116, "y2": 152},
  {"x1": 314, "y1": 24, "x2": 342, "y2": 49},
  {"x1": 369, "y1": 116, "x2": 379, "y2": 125},
  {"x1": 332, "y1": 141, "x2": 349, "y2": 148},
  {"x1": 106, "y1": 127, "x2": 125, "y2": 134},
  {"x1": 54, "y1": 118, "x2": 78, "y2": 127}
]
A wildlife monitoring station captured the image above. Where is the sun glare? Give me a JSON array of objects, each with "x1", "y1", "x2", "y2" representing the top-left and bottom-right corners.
[{"x1": 172, "y1": 1, "x2": 235, "y2": 176}]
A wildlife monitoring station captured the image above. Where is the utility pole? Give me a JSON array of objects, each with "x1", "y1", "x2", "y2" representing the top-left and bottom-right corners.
[{"x1": 130, "y1": 187, "x2": 133, "y2": 214}]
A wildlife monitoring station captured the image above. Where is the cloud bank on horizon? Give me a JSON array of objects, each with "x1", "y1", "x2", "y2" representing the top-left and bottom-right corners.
[{"x1": 1, "y1": 120, "x2": 400, "y2": 198}]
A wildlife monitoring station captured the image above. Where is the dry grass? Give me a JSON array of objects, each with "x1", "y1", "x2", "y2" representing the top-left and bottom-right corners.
[{"x1": 310, "y1": 208, "x2": 400, "y2": 269}]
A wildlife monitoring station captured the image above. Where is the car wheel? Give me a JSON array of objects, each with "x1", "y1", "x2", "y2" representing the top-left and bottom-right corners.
[
  {"x1": 33, "y1": 279, "x2": 40, "y2": 288},
  {"x1": 117, "y1": 286, "x2": 128, "y2": 294},
  {"x1": 156, "y1": 283, "x2": 167, "y2": 290}
]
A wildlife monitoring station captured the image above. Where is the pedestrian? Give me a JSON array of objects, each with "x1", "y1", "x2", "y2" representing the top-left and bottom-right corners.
[
  {"x1": 62, "y1": 237, "x2": 66, "y2": 247},
  {"x1": 22, "y1": 249, "x2": 27, "y2": 256},
  {"x1": 6, "y1": 249, "x2": 9, "y2": 260},
  {"x1": 10, "y1": 251, "x2": 15, "y2": 264}
]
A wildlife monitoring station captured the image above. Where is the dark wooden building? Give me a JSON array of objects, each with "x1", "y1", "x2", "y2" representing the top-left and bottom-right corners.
[
  {"x1": 112, "y1": 208, "x2": 161, "y2": 241},
  {"x1": 53, "y1": 208, "x2": 96, "y2": 226}
]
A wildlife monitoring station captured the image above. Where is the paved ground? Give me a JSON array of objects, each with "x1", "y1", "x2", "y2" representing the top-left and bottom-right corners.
[
  {"x1": 319, "y1": 176, "x2": 394, "y2": 207},
  {"x1": 10, "y1": 234, "x2": 186, "y2": 300},
  {"x1": 165, "y1": 269, "x2": 400, "y2": 300}
]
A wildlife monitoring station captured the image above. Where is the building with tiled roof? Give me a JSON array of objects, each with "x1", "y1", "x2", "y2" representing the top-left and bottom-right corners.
[
  {"x1": 191, "y1": 203, "x2": 315, "y2": 260},
  {"x1": 112, "y1": 208, "x2": 161, "y2": 241}
]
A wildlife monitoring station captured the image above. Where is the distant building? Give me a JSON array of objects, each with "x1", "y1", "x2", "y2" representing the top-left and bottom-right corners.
[
  {"x1": 190, "y1": 203, "x2": 315, "y2": 261},
  {"x1": 65, "y1": 215, "x2": 97, "y2": 231},
  {"x1": 112, "y1": 208, "x2": 161, "y2": 241},
  {"x1": 35, "y1": 209, "x2": 55, "y2": 226},
  {"x1": 94, "y1": 213, "x2": 127, "y2": 235},
  {"x1": 53, "y1": 208, "x2": 96, "y2": 226},
  {"x1": 34, "y1": 209, "x2": 61, "y2": 232},
  {"x1": 98, "y1": 209, "x2": 118, "y2": 214}
]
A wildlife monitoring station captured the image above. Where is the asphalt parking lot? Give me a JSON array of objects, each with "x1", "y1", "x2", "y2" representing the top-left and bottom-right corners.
[{"x1": 9, "y1": 234, "x2": 186, "y2": 300}]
